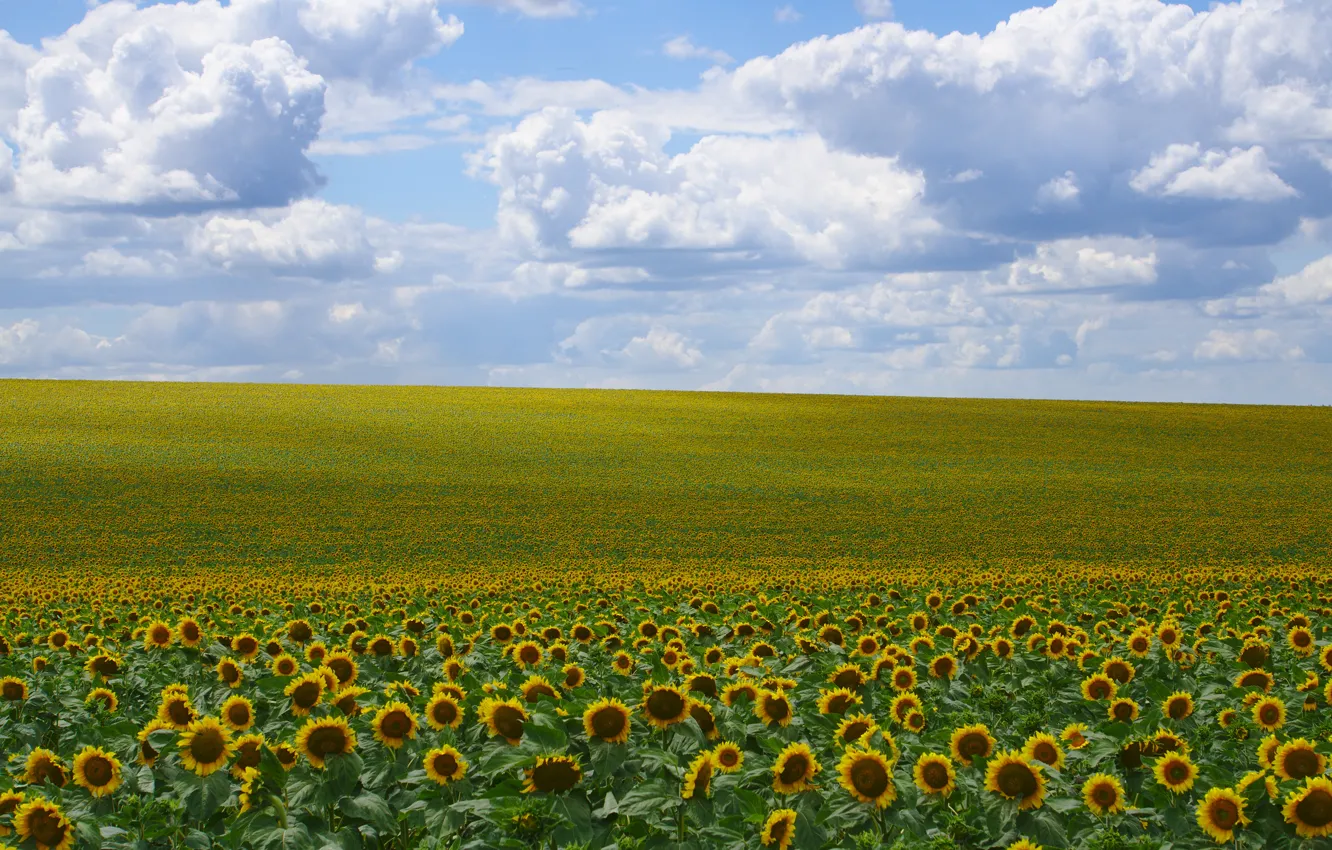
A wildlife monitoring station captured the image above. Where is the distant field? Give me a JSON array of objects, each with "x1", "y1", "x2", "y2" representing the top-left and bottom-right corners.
[{"x1": 1, "y1": 380, "x2": 1328, "y2": 573}]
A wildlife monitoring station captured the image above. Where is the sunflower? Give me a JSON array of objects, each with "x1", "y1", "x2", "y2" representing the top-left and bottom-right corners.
[
  {"x1": 1197, "y1": 787, "x2": 1248, "y2": 844},
  {"x1": 1252, "y1": 696, "x2": 1286, "y2": 731},
  {"x1": 423, "y1": 693, "x2": 463, "y2": 731},
  {"x1": 1153, "y1": 752, "x2": 1197, "y2": 794},
  {"x1": 0, "y1": 789, "x2": 22, "y2": 835},
  {"x1": 772, "y1": 742, "x2": 821, "y2": 794},
  {"x1": 816, "y1": 687, "x2": 860, "y2": 716},
  {"x1": 641, "y1": 685, "x2": 690, "y2": 729},
  {"x1": 157, "y1": 690, "x2": 196, "y2": 730},
  {"x1": 836, "y1": 713, "x2": 879, "y2": 747},
  {"x1": 913, "y1": 753, "x2": 956, "y2": 797},
  {"x1": 889, "y1": 692, "x2": 923, "y2": 725},
  {"x1": 1082, "y1": 773, "x2": 1126, "y2": 815},
  {"x1": 85, "y1": 654, "x2": 121, "y2": 681},
  {"x1": 72, "y1": 746, "x2": 122, "y2": 797},
  {"x1": 371, "y1": 701, "x2": 418, "y2": 749},
  {"x1": 523, "y1": 755, "x2": 582, "y2": 794},
  {"x1": 761, "y1": 809, "x2": 797, "y2": 850},
  {"x1": 828, "y1": 664, "x2": 866, "y2": 691},
  {"x1": 1101, "y1": 657, "x2": 1135, "y2": 684},
  {"x1": 1163, "y1": 691, "x2": 1194, "y2": 721},
  {"x1": 324, "y1": 651, "x2": 359, "y2": 688},
  {"x1": 424, "y1": 745, "x2": 468, "y2": 785},
  {"x1": 270, "y1": 654, "x2": 299, "y2": 677},
  {"x1": 479, "y1": 697, "x2": 528, "y2": 745},
  {"x1": 950, "y1": 724, "x2": 995, "y2": 767},
  {"x1": 273, "y1": 742, "x2": 299, "y2": 771},
  {"x1": 511, "y1": 640, "x2": 543, "y2": 670},
  {"x1": 232, "y1": 633, "x2": 260, "y2": 661},
  {"x1": 985, "y1": 752, "x2": 1045, "y2": 810},
  {"x1": 682, "y1": 751, "x2": 715, "y2": 800},
  {"x1": 178, "y1": 716, "x2": 234, "y2": 777},
  {"x1": 144, "y1": 620, "x2": 173, "y2": 650},
  {"x1": 284, "y1": 671, "x2": 324, "y2": 717},
  {"x1": 750, "y1": 689, "x2": 792, "y2": 727},
  {"x1": 136, "y1": 719, "x2": 169, "y2": 766},
  {"x1": 721, "y1": 681, "x2": 759, "y2": 705},
  {"x1": 296, "y1": 716, "x2": 357, "y2": 768},
  {"x1": 332, "y1": 686, "x2": 367, "y2": 717},
  {"x1": 24, "y1": 749, "x2": 67, "y2": 787},
  {"x1": 231, "y1": 733, "x2": 265, "y2": 777},
  {"x1": 1288, "y1": 626, "x2": 1316, "y2": 656},
  {"x1": 890, "y1": 666, "x2": 917, "y2": 692},
  {"x1": 218, "y1": 695, "x2": 255, "y2": 732},
  {"x1": 837, "y1": 748, "x2": 896, "y2": 808},
  {"x1": 216, "y1": 659, "x2": 243, "y2": 689},
  {"x1": 1061, "y1": 723, "x2": 1089, "y2": 749},
  {"x1": 177, "y1": 617, "x2": 203, "y2": 648},
  {"x1": 0, "y1": 677, "x2": 28, "y2": 702},
  {"x1": 582, "y1": 698, "x2": 631, "y2": 744},
  {"x1": 905, "y1": 710, "x2": 927, "y2": 732},
  {"x1": 1275, "y1": 739, "x2": 1327, "y2": 781},
  {"x1": 689, "y1": 699, "x2": 719, "y2": 740},
  {"x1": 713, "y1": 742, "x2": 744, "y2": 773},
  {"x1": 1080, "y1": 674, "x2": 1116, "y2": 701},
  {"x1": 13, "y1": 797, "x2": 73, "y2": 850},
  {"x1": 86, "y1": 687, "x2": 118, "y2": 712},
  {"x1": 1234, "y1": 669, "x2": 1274, "y2": 692},
  {"x1": 1022, "y1": 733, "x2": 1065, "y2": 770},
  {"x1": 1283, "y1": 776, "x2": 1332, "y2": 838}
]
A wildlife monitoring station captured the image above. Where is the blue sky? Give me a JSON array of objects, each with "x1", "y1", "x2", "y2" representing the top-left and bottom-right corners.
[{"x1": 0, "y1": 0, "x2": 1329, "y2": 402}]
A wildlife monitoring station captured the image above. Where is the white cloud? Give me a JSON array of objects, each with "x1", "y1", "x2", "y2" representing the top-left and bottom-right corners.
[
  {"x1": 1194, "y1": 328, "x2": 1304, "y2": 362},
  {"x1": 75, "y1": 247, "x2": 165, "y2": 277},
  {"x1": 0, "y1": 141, "x2": 14, "y2": 195},
  {"x1": 621, "y1": 327, "x2": 704, "y2": 368},
  {"x1": 0, "y1": 30, "x2": 38, "y2": 131},
  {"x1": 663, "y1": 36, "x2": 734, "y2": 67},
  {"x1": 1129, "y1": 143, "x2": 1297, "y2": 201},
  {"x1": 1035, "y1": 171, "x2": 1079, "y2": 207},
  {"x1": 854, "y1": 0, "x2": 893, "y2": 21},
  {"x1": 461, "y1": 0, "x2": 582, "y2": 18},
  {"x1": 775, "y1": 5, "x2": 802, "y2": 24},
  {"x1": 1205, "y1": 253, "x2": 1332, "y2": 317},
  {"x1": 189, "y1": 199, "x2": 377, "y2": 279},
  {"x1": 996, "y1": 238, "x2": 1158, "y2": 293}
]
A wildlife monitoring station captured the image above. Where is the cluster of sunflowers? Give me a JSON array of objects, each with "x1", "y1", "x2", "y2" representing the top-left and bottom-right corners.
[{"x1": 0, "y1": 568, "x2": 1331, "y2": 849}]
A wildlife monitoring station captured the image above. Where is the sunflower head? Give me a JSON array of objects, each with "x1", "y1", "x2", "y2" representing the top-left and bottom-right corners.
[
  {"x1": 424, "y1": 745, "x2": 468, "y2": 785},
  {"x1": 1082, "y1": 773, "x2": 1125, "y2": 816},
  {"x1": 1022, "y1": 733, "x2": 1064, "y2": 770},
  {"x1": 1197, "y1": 787, "x2": 1249, "y2": 843},
  {"x1": 761, "y1": 809, "x2": 797, "y2": 850},
  {"x1": 23, "y1": 748, "x2": 67, "y2": 787},
  {"x1": 985, "y1": 751, "x2": 1046, "y2": 811},
  {"x1": 912, "y1": 753, "x2": 956, "y2": 797},
  {"x1": 523, "y1": 755, "x2": 582, "y2": 794},
  {"x1": 371, "y1": 701, "x2": 418, "y2": 749},
  {"x1": 178, "y1": 716, "x2": 234, "y2": 777},
  {"x1": 479, "y1": 697, "x2": 528, "y2": 745},
  {"x1": 682, "y1": 751, "x2": 715, "y2": 800},
  {"x1": 641, "y1": 685, "x2": 689, "y2": 729},
  {"x1": 950, "y1": 724, "x2": 995, "y2": 767},
  {"x1": 755, "y1": 689, "x2": 794, "y2": 727},
  {"x1": 1153, "y1": 752, "x2": 1197, "y2": 794},
  {"x1": 1284, "y1": 776, "x2": 1332, "y2": 838},
  {"x1": 837, "y1": 747, "x2": 896, "y2": 808},
  {"x1": 72, "y1": 746, "x2": 123, "y2": 798},
  {"x1": 772, "y1": 742, "x2": 821, "y2": 795},
  {"x1": 712, "y1": 742, "x2": 744, "y2": 773},
  {"x1": 14, "y1": 797, "x2": 73, "y2": 850},
  {"x1": 296, "y1": 716, "x2": 357, "y2": 769},
  {"x1": 1252, "y1": 696, "x2": 1286, "y2": 731},
  {"x1": 1276, "y1": 739, "x2": 1328, "y2": 782}
]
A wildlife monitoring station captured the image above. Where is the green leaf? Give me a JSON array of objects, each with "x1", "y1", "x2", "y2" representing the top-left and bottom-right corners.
[{"x1": 341, "y1": 792, "x2": 396, "y2": 834}]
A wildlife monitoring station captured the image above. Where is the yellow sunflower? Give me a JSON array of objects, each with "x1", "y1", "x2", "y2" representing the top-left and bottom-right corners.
[
  {"x1": 295, "y1": 716, "x2": 357, "y2": 769},
  {"x1": 816, "y1": 687, "x2": 860, "y2": 716},
  {"x1": 215, "y1": 659, "x2": 243, "y2": 689},
  {"x1": 755, "y1": 689, "x2": 794, "y2": 727},
  {"x1": 479, "y1": 697, "x2": 528, "y2": 745},
  {"x1": 137, "y1": 719, "x2": 170, "y2": 766},
  {"x1": 1082, "y1": 773, "x2": 1125, "y2": 815},
  {"x1": 424, "y1": 745, "x2": 468, "y2": 785},
  {"x1": 582, "y1": 698, "x2": 631, "y2": 744},
  {"x1": 1022, "y1": 733, "x2": 1065, "y2": 770},
  {"x1": 1061, "y1": 723, "x2": 1089, "y2": 749},
  {"x1": 712, "y1": 742, "x2": 744, "y2": 773},
  {"x1": 1196, "y1": 787, "x2": 1248, "y2": 844},
  {"x1": 1107, "y1": 697, "x2": 1139, "y2": 723},
  {"x1": 828, "y1": 664, "x2": 866, "y2": 691},
  {"x1": 760, "y1": 809, "x2": 797, "y2": 850},
  {"x1": 85, "y1": 687, "x2": 118, "y2": 713},
  {"x1": 178, "y1": 716, "x2": 234, "y2": 777},
  {"x1": 523, "y1": 755, "x2": 582, "y2": 794},
  {"x1": 219, "y1": 695, "x2": 255, "y2": 732},
  {"x1": 23, "y1": 748, "x2": 67, "y2": 787},
  {"x1": 912, "y1": 753, "x2": 956, "y2": 797},
  {"x1": 772, "y1": 742, "x2": 821, "y2": 794},
  {"x1": 950, "y1": 724, "x2": 995, "y2": 767},
  {"x1": 13, "y1": 797, "x2": 73, "y2": 850},
  {"x1": 157, "y1": 690, "x2": 197, "y2": 730},
  {"x1": 1283, "y1": 776, "x2": 1332, "y2": 838},
  {"x1": 424, "y1": 693, "x2": 463, "y2": 731},
  {"x1": 682, "y1": 751, "x2": 715, "y2": 800},
  {"x1": 1153, "y1": 752, "x2": 1197, "y2": 794},
  {"x1": 1252, "y1": 696, "x2": 1286, "y2": 731},
  {"x1": 985, "y1": 751, "x2": 1045, "y2": 810},
  {"x1": 835, "y1": 713, "x2": 879, "y2": 748},
  {"x1": 1275, "y1": 738, "x2": 1327, "y2": 781},
  {"x1": 641, "y1": 685, "x2": 690, "y2": 730},
  {"x1": 837, "y1": 747, "x2": 896, "y2": 808},
  {"x1": 72, "y1": 746, "x2": 122, "y2": 798},
  {"x1": 231, "y1": 733, "x2": 265, "y2": 778},
  {"x1": 284, "y1": 671, "x2": 325, "y2": 717},
  {"x1": 371, "y1": 701, "x2": 418, "y2": 749}
]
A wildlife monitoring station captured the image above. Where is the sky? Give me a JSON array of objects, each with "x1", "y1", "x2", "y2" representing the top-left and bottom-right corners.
[{"x1": 0, "y1": 0, "x2": 1330, "y2": 404}]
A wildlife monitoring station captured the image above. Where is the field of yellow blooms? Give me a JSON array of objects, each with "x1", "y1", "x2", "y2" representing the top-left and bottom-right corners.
[{"x1": 0, "y1": 380, "x2": 1329, "y2": 849}]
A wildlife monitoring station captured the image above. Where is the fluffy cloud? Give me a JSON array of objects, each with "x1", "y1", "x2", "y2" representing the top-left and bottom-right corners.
[
  {"x1": 462, "y1": 0, "x2": 582, "y2": 18},
  {"x1": 663, "y1": 36, "x2": 734, "y2": 67},
  {"x1": 189, "y1": 200, "x2": 380, "y2": 279},
  {"x1": 994, "y1": 238, "x2": 1158, "y2": 293},
  {"x1": 0, "y1": 141, "x2": 13, "y2": 195},
  {"x1": 1194, "y1": 328, "x2": 1304, "y2": 362},
  {"x1": 1205, "y1": 253, "x2": 1332, "y2": 317},
  {"x1": 1129, "y1": 144, "x2": 1297, "y2": 201}
]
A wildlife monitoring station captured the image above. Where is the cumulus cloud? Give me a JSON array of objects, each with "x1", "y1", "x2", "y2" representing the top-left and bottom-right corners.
[
  {"x1": 994, "y1": 238, "x2": 1158, "y2": 293},
  {"x1": 1129, "y1": 144, "x2": 1297, "y2": 201},
  {"x1": 1194, "y1": 328, "x2": 1304, "y2": 362},
  {"x1": 621, "y1": 327, "x2": 704, "y2": 368},
  {"x1": 663, "y1": 36, "x2": 734, "y2": 67},
  {"x1": 188, "y1": 199, "x2": 380, "y2": 279},
  {"x1": 1205, "y1": 253, "x2": 1332, "y2": 317},
  {"x1": 0, "y1": 141, "x2": 13, "y2": 195}
]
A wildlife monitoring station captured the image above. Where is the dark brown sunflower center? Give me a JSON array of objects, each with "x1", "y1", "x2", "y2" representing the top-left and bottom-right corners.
[
  {"x1": 236, "y1": 638, "x2": 257, "y2": 655},
  {"x1": 290, "y1": 623, "x2": 313, "y2": 642},
  {"x1": 1168, "y1": 699, "x2": 1189, "y2": 719},
  {"x1": 182, "y1": 623, "x2": 200, "y2": 642},
  {"x1": 779, "y1": 755, "x2": 810, "y2": 784},
  {"x1": 647, "y1": 690, "x2": 685, "y2": 720},
  {"x1": 277, "y1": 660, "x2": 295, "y2": 674},
  {"x1": 1093, "y1": 783, "x2": 1117, "y2": 806},
  {"x1": 718, "y1": 749, "x2": 739, "y2": 767},
  {"x1": 228, "y1": 704, "x2": 251, "y2": 725},
  {"x1": 959, "y1": 733, "x2": 989, "y2": 757},
  {"x1": 151, "y1": 627, "x2": 170, "y2": 644},
  {"x1": 764, "y1": 697, "x2": 791, "y2": 721},
  {"x1": 922, "y1": 761, "x2": 950, "y2": 789},
  {"x1": 1089, "y1": 681, "x2": 1111, "y2": 699},
  {"x1": 328, "y1": 659, "x2": 353, "y2": 682},
  {"x1": 1240, "y1": 646, "x2": 1268, "y2": 668},
  {"x1": 833, "y1": 671, "x2": 860, "y2": 689},
  {"x1": 168, "y1": 699, "x2": 195, "y2": 727},
  {"x1": 1106, "y1": 664, "x2": 1130, "y2": 683},
  {"x1": 431, "y1": 753, "x2": 458, "y2": 777},
  {"x1": 371, "y1": 640, "x2": 392, "y2": 656},
  {"x1": 27, "y1": 809, "x2": 68, "y2": 846},
  {"x1": 1260, "y1": 706, "x2": 1280, "y2": 724},
  {"x1": 308, "y1": 727, "x2": 348, "y2": 757},
  {"x1": 221, "y1": 665, "x2": 240, "y2": 683},
  {"x1": 1113, "y1": 703, "x2": 1134, "y2": 722},
  {"x1": 493, "y1": 705, "x2": 525, "y2": 740},
  {"x1": 1284, "y1": 749, "x2": 1321, "y2": 779},
  {"x1": 34, "y1": 760, "x2": 66, "y2": 787},
  {"x1": 432, "y1": 701, "x2": 458, "y2": 725},
  {"x1": 1296, "y1": 790, "x2": 1332, "y2": 827},
  {"x1": 292, "y1": 682, "x2": 321, "y2": 708},
  {"x1": 843, "y1": 721, "x2": 871, "y2": 742},
  {"x1": 1166, "y1": 763, "x2": 1190, "y2": 783},
  {"x1": 94, "y1": 657, "x2": 119, "y2": 675},
  {"x1": 1212, "y1": 799, "x2": 1237, "y2": 826},
  {"x1": 83, "y1": 755, "x2": 114, "y2": 786},
  {"x1": 531, "y1": 760, "x2": 580, "y2": 792},
  {"x1": 525, "y1": 684, "x2": 556, "y2": 703},
  {"x1": 690, "y1": 705, "x2": 715, "y2": 734},
  {"x1": 591, "y1": 706, "x2": 626, "y2": 739},
  {"x1": 691, "y1": 761, "x2": 712, "y2": 794},
  {"x1": 236, "y1": 743, "x2": 261, "y2": 769},
  {"x1": 276, "y1": 747, "x2": 297, "y2": 766},
  {"x1": 996, "y1": 763, "x2": 1038, "y2": 798},
  {"x1": 380, "y1": 711, "x2": 412, "y2": 739},
  {"x1": 2, "y1": 683, "x2": 22, "y2": 700},
  {"x1": 190, "y1": 729, "x2": 226, "y2": 765},
  {"x1": 689, "y1": 677, "x2": 716, "y2": 697}
]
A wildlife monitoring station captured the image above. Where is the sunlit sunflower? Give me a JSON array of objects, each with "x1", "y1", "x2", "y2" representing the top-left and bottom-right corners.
[
  {"x1": 582, "y1": 698, "x2": 631, "y2": 744},
  {"x1": 750, "y1": 689, "x2": 792, "y2": 727},
  {"x1": 1082, "y1": 773, "x2": 1125, "y2": 815},
  {"x1": 270, "y1": 654, "x2": 299, "y2": 677},
  {"x1": 1080, "y1": 674, "x2": 1116, "y2": 701},
  {"x1": 232, "y1": 633, "x2": 260, "y2": 661},
  {"x1": 682, "y1": 751, "x2": 715, "y2": 800},
  {"x1": 1061, "y1": 723, "x2": 1089, "y2": 749},
  {"x1": 835, "y1": 713, "x2": 879, "y2": 747},
  {"x1": 523, "y1": 755, "x2": 582, "y2": 794},
  {"x1": 324, "y1": 651, "x2": 359, "y2": 689},
  {"x1": 816, "y1": 687, "x2": 860, "y2": 716},
  {"x1": 422, "y1": 693, "x2": 462, "y2": 731},
  {"x1": 1161, "y1": 691, "x2": 1194, "y2": 721},
  {"x1": 13, "y1": 797, "x2": 73, "y2": 850},
  {"x1": 772, "y1": 742, "x2": 821, "y2": 794},
  {"x1": 1288, "y1": 626, "x2": 1316, "y2": 657},
  {"x1": 1022, "y1": 733, "x2": 1065, "y2": 770},
  {"x1": 0, "y1": 789, "x2": 22, "y2": 836},
  {"x1": 641, "y1": 685, "x2": 690, "y2": 729},
  {"x1": 761, "y1": 809, "x2": 797, "y2": 850},
  {"x1": 371, "y1": 701, "x2": 418, "y2": 749},
  {"x1": 143, "y1": 621, "x2": 173, "y2": 650},
  {"x1": 24, "y1": 748, "x2": 67, "y2": 787},
  {"x1": 1101, "y1": 657, "x2": 1135, "y2": 684},
  {"x1": 332, "y1": 686, "x2": 367, "y2": 717},
  {"x1": 1234, "y1": 669, "x2": 1274, "y2": 692},
  {"x1": 136, "y1": 719, "x2": 169, "y2": 766},
  {"x1": 913, "y1": 753, "x2": 956, "y2": 797},
  {"x1": 1153, "y1": 752, "x2": 1197, "y2": 794},
  {"x1": 231, "y1": 733, "x2": 265, "y2": 778},
  {"x1": 424, "y1": 745, "x2": 468, "y2": 785},
  {"x1": 890, "y1": 692, "x2": 924, "y2": 725},
  {"x1": 177, "y1": 617, "x2": 203, "y2": 648},
  {"x1": 904, "y1": 710, "x2": 927, "y2": 732},
  {"x1": 828, "y1": 664, "x2": 866, "y2": 691},
  {"x1": 889, "y1": 666, "x2": 917, "y2": 692},
  {"x1": 218, "y1": 695, "x2": 254, "y2": 732},
  {"x1": 1197, "y1": 787, "x2": 1248, "y2": 844},
  {"x1": 713, "y1": 742, "x2": 744, "y2": 773},
  {"x1": 479, "y1": 697, "x2": 528, "y2": 745},
  {"x1": 950, "y1": 724, "x2": 995, "y2": 767},
  {"x1": 296, "y1": 716, "x2": 357, "y2": 769},
  {"x1": 157, "y1": 689, "x2": 196, "y2": 730},
  {"x1": 178, "y1": 716, "x2": 234, "y2": 777},
  {"x1": 85, "y1": 687, "x2": 118, "y2": 713},
  {"x1": 1283, "y1": 775, "x2": 1332, "y2": 838},
  {"x1": 283, "y1": 671, "x2": 324, "y2": 717},
  {"x1": 511, "y1": 640, "x2": 543, "y2": 670},
  {"x1": 1252, "y1": 696, "x2": 1286, "y2": 731},
  {"x1": 689, "y1": 699, "x2": 720, "y2": 740},
  {"x1": 85, "y1": 654, "x2": 121, "y2": 682},
  {"x1": 721, "y1": 681, "x2": 759, "y2": 706},
  {"x1": 1275, "y1": 739, "x2": 1327, "y2": 781},
  {"x1": 216, "y1": 659, "x2": 243, "y2": 689},
  {"x1": 837, "y1": 748, "x2": 896, "y2": 808},
  {"x1": 72, "y1": 746, "x2": 122, "y2": 798},
  {"x1": 985, "y1": 752, "x2": 1045, "y2": 810},
  {"x1": 272, "y1": 742, "x2": 299, "y2": 771}
]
